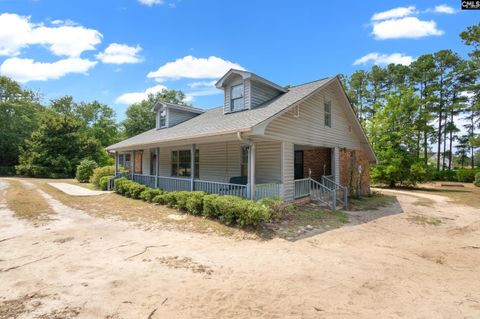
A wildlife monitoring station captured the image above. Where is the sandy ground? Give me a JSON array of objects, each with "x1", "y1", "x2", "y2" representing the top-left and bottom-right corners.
[{"x1": 1, "y1": 178, "x2": 480, "y2": 318}]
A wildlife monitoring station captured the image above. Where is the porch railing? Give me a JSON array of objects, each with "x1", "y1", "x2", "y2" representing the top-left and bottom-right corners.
[
  {"x1": 157, "y1": 176, "x2": 191, "y2": 192},
  {"x1": 133, "y1": 174, "x2": 156, "y2": 188},
  {"x1": 256, "y1": 183, "x2": 282, "y2": 200},
  {"x1": 194, "y1": 180, "x2": 247, "y2": 198},
  {"x1": 321, "y1": 175, "x2": 348, "y2": 208},
  {"x1": 294, "y1": 177, "x2": 336, "y2": 210}
]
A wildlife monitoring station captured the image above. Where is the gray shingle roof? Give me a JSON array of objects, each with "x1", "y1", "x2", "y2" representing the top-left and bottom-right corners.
[{"x1": 107, "y1": 77, "x2": 333, "y2": 151}]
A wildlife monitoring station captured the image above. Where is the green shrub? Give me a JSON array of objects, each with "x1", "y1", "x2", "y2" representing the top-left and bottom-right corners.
[
  {"x1": 163, "y1": 192, "x2": 178, "y2": 207},
  {"x1": 171, "y1": 191, "x2": 191, "y2": 210},
  {"x1": 75, "y1": 159, "x2": 98, "y2": 183},
  {"x1": 258, "y1": 197, "x2": 295, "y2": 220},
  {"x1": 153, "y1": 193, "x2": 168, "y2": 205},
  {"x1": 431, "y1": 170, "x2": 457, "y2": 182},
  {"x1": 237, "y1": 201, "x2": 271, "y2": 227},
  {"x1": 475, "y1": 173, "x2": 480, "y2": 187},
  {"x1": 185, "y1": 192, "x2": 207, "y2": 215},
  {"x1": 140, "y1": 188, "x2": 162, "y2": 202},
  {"x1": 203, "y1": 194, "x2": 221, "y2": 218},
  {"x1": 99, "y1": 175, "x2": 113, "y2": 191},
  {"x1": 113, "y1": 177, "x2": 132, "y2": 195},
  {"x1": 90, "y1": 166, "x2": 115, "y2": 187},
  {"x1": 456, "y1": 169, "x2": 480, "y2": 183},
  {"x1": 125, "y1": 183, "x2": 147, "y2": 199}
]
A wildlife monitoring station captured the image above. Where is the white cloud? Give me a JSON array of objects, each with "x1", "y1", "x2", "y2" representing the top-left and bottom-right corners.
[
  {"x1": 185, "y1": 88, "x2": 221, "y2": 102},
  {"x1": 96, "y1": 43, "x2": 143, "y2": 64},
  {"x1": 0, "y1": 13, "x2": 102, "y2": 57},
  {"x1": 434, "y1": 4, "x2": 456, "y2": 14},
  {"x1": 371, "y1": 6, "x2": 416, "y2": 21},
  {"x1": 115, "y1": 85, "x2": 167, "y2": 104},
  {"x1": 0, "y1": 57, "x2": 97, "y2": 83},
  {"x1": 138, "y1": 0, "x2": 163, "y2": 6},
  {"x1": 372, "y1": 16, "x2": 444, "y2": 39},
  {"x1": 147, "y1": 55, "x2": 245, "y2": 82},
  {"x1": 187, "y1": 80, "x2": 217, "y2": 88},
  {"x1": 353, "y1": 52, "x2": 414, "y2": 66}
]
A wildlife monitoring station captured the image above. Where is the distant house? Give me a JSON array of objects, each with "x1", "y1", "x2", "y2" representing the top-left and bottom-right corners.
[{"x1": 106, "y1": 69, "x2": 376, "y2": 208}]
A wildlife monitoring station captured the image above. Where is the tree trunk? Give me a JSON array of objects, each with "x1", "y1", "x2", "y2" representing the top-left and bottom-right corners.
[{"x1": 448, "y1": 110, "x2": 454, "y2": 170}]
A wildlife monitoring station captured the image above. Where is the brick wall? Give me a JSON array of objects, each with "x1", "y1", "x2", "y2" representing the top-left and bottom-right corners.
[
  {"x1": 339, "y1": 149, "x2": 371, "y2": 196},
  {"x1": 303, "y1": 148, "x2": 331, "y2": 181}
]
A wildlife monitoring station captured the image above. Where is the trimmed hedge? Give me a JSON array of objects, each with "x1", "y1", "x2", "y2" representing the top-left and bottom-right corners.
[
  {"x1": 99, "y1": 175, "x2": 113, "y2": 191},
  {"x1": 475, "y1": 173, "x2": 480, "y2": 187},
  {"x1": 113, "y1": 178, "x2": 272, "y2": 227},
  {"x1": 456, "y1": 169, "x2": 480, "y2": 183},
  {"x1": 90, "y1": 166, "x2": 115, "y2": 187},
  {"x1": 431, "y1": 169, "x2": 480, "y2": 183}
]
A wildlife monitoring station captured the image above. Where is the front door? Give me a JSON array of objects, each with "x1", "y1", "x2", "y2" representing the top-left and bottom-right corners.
[{"x1": 294, "y1": 150, "x2": 304, "y2": 180}]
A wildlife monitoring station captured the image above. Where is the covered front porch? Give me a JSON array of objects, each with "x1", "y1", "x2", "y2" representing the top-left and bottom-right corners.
[{"x1": 114, "y1": 137, "x2": 284, "y2": 200}]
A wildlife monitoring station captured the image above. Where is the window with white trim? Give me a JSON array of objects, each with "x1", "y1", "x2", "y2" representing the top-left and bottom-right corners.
[
  {"x1": 159, "y1": 110, "x2": 167, "y2": 128},
  {"x1": 230, "y1": 83, "x2": 244, "y2": 112},
  {"x1": 324, "y1": 101, "x2": 332, "y2": 128},
  {"x1": 171, "y1": 149, "x2": 199, "y2": 178}
]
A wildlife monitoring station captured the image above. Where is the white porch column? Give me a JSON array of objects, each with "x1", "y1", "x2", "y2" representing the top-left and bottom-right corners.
[
  {"x1": 250, "y1": 143, "x2": 256, "y2": 200},
  {"x1": 131, "y1": 151, "x2": 135, "y2": 179},
  {"x1": 155, "y1": 148, "x2": 160, "y2": 188},
  {"x1": 281, "y1": 142, "x2": 294, "y2": 201},
  {"x1": 190, "y1": 144, "x2": 196, "y2": 191},
  {"x1": 114, "y1": 151, "x2": 118, "y2": 176},
  {"x1": 333, "y1": 147, "x2": 340, "y2": 184}
]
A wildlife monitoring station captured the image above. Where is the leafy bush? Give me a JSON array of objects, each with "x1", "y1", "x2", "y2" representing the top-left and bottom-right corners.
[
  {"x1": 203, "y1": 194, "x2": 221, "y2": 218},
  {"x1": 75, "y1": 159, "x2": 98, "y2": 182},
  {"x1": 258, "y1": 197, "x2": 295, "y2": 220},
  {"x1": 475, "y1": 173, "x2": 480, "y2": 187},
  {"x1": 172, "y1": 191, "x2": 192, "y2": 210},
  {"x1": 140, "y1": 188, "x2": 162, "y2": 202},
  {"x1": 113, "y1": 177, "x2": 132, "y2": 195},
  {"x1": 125, "y1": 182, "x2": 147, "y2": 199},
  {"x1": 152, "y1": 193, "x2": 168, "y2": 205},
  {"x1": 99, "y1": 175, "x2": 113, "y2": 191},
  {"x1": 431, "y1": 170, "x2": 457, "y2": 182},
  {"x1": 237, "y1": 201, "x2": 271, "y2": 227},
  {"x1": 185, "y1": 192, "x2": 207, "y2": 215},
  {"x1": 163, "y1": 192, "x2": 178, "y2": 207},
  {"x1": 456, "y1": 169, "x2": 480, "y2": 183},
  {"x1": 90, "y1": 166, "x2": 115, "y2": 187}
]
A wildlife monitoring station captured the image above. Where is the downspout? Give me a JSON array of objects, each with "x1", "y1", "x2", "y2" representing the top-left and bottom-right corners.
[{"x1": 237, "y1": 132, "x2": 255, "y2": 200}]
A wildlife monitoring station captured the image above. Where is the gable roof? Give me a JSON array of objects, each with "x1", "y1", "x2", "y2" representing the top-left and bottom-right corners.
[
  {"x1": 151, "y1": 101, "x2": 205, "y2": 114},
  {"x1": 215, "y1": 69, "x2": 287, "y2": 93},
  {"x1": 107, "y1": 77, "x2": 332, "y2": 151}
]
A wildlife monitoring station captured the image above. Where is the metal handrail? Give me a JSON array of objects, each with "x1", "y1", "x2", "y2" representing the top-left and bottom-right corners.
[{"x1": 321, "y1": 175, "x2": 348, "y2": 208}]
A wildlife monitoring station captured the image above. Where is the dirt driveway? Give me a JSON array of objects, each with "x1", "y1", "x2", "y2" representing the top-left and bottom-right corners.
[{"x1": 1, "y1": 178, "x2": 479, "y2": 318}]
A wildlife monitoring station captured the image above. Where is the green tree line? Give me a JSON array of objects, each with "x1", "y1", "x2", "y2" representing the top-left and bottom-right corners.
[
  {"x1": 340, "y1": 23, "x2": 479, "y2": 186},
  {"x1": 0, "y1": 77, "x2": 187, "y2": 177}
]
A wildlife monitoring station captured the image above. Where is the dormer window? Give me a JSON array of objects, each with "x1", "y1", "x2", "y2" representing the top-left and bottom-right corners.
[
  {"x1": 231, "y1": 84, "x2": 244, "y2": 112},
  {"x1": 159, "y1": 110, "x2": 167, "y2": 128}
]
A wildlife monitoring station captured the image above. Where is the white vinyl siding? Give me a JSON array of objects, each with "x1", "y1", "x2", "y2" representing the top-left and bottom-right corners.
[
  {"x1": 251, "y1": 80, "x2": 281, "y2": 108},
  {"x1": 281, "y1": 142, "x2": 294, "y2": 201},
  {"x1": 264, "y1": 82, "x2": 361, "y2": 150},
  {"x1": 168, "y1": 109, "x2": 198, "y2": 127},
  {"x1": 255, "y1": 140, "x2": 281, "y2": 183}
]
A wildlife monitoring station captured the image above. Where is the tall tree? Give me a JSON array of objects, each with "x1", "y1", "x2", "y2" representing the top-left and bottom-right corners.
[
  {"x1": 0, "y1": 76, "x2": 44, "y2": 173},
  {"x1": 123, "y1": 89, "x2": 188, "y2": 138},
  {"x1": 348, "y1": 70, "x2": 369, "y2": 123}
]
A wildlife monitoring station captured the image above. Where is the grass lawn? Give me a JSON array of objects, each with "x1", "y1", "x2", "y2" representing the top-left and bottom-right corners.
[{"x1": 415, "y1": 182, "x2": 480, "y2": 208}]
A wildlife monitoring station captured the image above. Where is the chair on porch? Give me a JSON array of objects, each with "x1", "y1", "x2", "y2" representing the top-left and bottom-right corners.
[{"x1": 218, "y1": 176, "x2": 248, "y2": 197}]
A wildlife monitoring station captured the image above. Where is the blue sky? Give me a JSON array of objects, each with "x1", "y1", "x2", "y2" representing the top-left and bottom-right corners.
[{"x1": 0, "y1": 0, "x2": 478, "y2": 121}]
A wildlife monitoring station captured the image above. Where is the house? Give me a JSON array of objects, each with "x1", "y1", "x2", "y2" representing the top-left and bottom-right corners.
[{"x1": 106, "y1": 69, "x2": 376, "y2": 209}]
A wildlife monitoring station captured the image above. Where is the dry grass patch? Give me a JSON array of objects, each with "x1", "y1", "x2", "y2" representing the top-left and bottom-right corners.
[
  {"x1": 347, "y1": 192, "x2": 397, "y2": 211},
  {"x1": 407, "y1": 214, "x2": 442, "y2": 226},
  {"x1": 6, "y1": 179, "x2": 54, "y2": 223},
  {"x1": 30, "y1": 179, "x2": 254, "y2": 239},
  {"x1": 413, "y1": 198, "x2": 435, "y2": 207},
  {"x1": 412, "y1": 183, "x2": 480, "y2": 209}
]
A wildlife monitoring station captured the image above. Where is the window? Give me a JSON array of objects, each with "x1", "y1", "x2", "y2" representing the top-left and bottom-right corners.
[
  {"x1": 171, "y1": 149, "x2": 199, "y2": 178},
  {"x1": 150, "y1": 152, "x2": 157, "y2": 175},
  {"x1": 119, "y1": 154, "x2": 131, "y2": 170},
  {"x1": 159, "y1": 110, "x2": 167, "y2": 128},
  {"x1": 230, "y1": 83, "x2": 244, "y2": 112},
  {"x1": 241, "y1": 146, "x2": 249, "y2": 177},
  {"x1": 324, "y1": 101, "x2": 332, "y2": 127}
]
